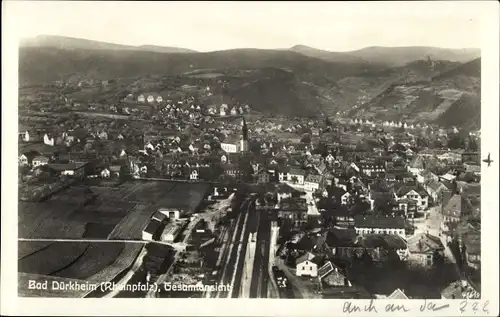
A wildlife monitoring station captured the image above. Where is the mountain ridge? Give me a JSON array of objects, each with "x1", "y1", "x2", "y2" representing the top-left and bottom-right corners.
[
  {"x1": 20, "y1": 35, "x2": 197, "y2": 54},
  {"x1": 20, "y1": 35, "x2": 480, "y2": 66}
]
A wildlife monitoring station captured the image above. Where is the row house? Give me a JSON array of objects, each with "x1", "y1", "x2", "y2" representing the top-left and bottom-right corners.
[
  {"x1": 138, "y1": 93, "x2": 163, "y2": 104},
  {"x1": 279, "y1": 167, "x2": 306, "y2": 185},
  {"x1": 354, "y1": 161, "x2": 386, "y2": 177},
  {"x1": 354, "y1": 215, "x2": 406, "y2": 238}
]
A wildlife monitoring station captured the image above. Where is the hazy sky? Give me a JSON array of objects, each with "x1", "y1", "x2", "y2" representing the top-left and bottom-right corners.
[{"x1": 7, "y1": 1, "x2": 484, "y2": 52}]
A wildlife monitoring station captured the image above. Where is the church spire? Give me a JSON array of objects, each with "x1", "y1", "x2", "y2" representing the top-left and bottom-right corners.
[{"x1": 240, "y1": 115, "x2": 249, "y2": 152}]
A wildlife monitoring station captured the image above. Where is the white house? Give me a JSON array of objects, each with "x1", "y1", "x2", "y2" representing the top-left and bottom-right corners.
[
  {"x1": 156, "y1": 96, "x2": 163, "y2": 103},
  {"x1": 395, "y1": 187, "x2": 429, "y2": 211},
  {"x1": 146, "y1": 95, "x2": 155, "y2": 103},
  {"x1": 43, "y1": 134, "x2": 54, "y2": 146},
  {"x1": 230, "y1": 107, "x2": 238, "y2": 115},
  {"x1": 341, "y1": 192, "x2": 352, "y2": 205},
  {"x1": 32, "y1": 156, "x2": 49, "y2": 167},
  {"x1": 20, "y1": 131, "x2": 30, "y2": 142},
  {"x1": 158, "y1": 208, "x2": 180, "y2": 220},
  {"x1": 19, "y1": 154, "x2": 29, "y2": 166},
  {"x1": 138, "y1": 94, "x2": 146, "y2": 103},
  {"x1": 325, "y1": 153, "x2": 335, "y2": 165},
  {"x1": 220, "y1": 155, "x2": 228, "y2": 163},
  {"x1": 295, "y1": 252, "x2": 318, "y2": 277},
  {"x1": 100, "y1": 168, "x2": 111, "y2": 178},
  {"x1": 221, "y1": 143, "x2": 238, "y2": 153},
  {"x1": 190, "y1": 169, "x2": 199, "y2": 180}
]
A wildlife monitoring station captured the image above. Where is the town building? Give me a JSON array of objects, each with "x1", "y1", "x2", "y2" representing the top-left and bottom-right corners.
[
  {"x1": 354, "y1": 215, "x2": 406, "y2": 237},
  {"x1": 407, "y1": 233, "x2": 444, "y2": 267},
  {"x1": 47, "y1": 162, "x2": 88, "y2": 178},
  {"x1": 142, "y1": 219, "x2": 165, "y2": 241},
  {"x1": 32, "y1": 156, "x2": 50, "y2": 167},
  {"x1": 295, "y1": 252, "x2": 318, "y2": 277},
  {"x1": 395, "y1": 186, "x2": 429, "y2": 211}
]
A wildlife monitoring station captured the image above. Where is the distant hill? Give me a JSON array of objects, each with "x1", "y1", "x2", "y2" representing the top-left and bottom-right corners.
[
  {"x1": 289, "y1": 45, "x2": 367, "y2": 64},
  {"x1": 432, "y1": 58, "x2": 481, "y2": 80},
  {"x1": 346, "y1": 46, "x2": 480, "y2": 67},
  {"x1": 349, "y1": 57, "x2": 481, "y2": 130},
  {"x1": 19, "y1": 46, "x2": 381, "y2": 86},
  {"x1": 20, "y1": 35, "x2": 197, "y2": 53},
  {"x1": 287, "y1": 44, "x2": 480, "y2": 67}
]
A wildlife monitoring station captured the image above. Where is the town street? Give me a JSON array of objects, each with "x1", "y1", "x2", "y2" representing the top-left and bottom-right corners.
[{"x1": 411, "y1": 205, "x2": 462, "y2": 279}]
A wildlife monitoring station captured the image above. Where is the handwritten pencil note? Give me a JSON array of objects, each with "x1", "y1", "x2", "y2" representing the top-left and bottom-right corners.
[{"x1": 342, "y1": 299, "x2": 492, "y2": 315}]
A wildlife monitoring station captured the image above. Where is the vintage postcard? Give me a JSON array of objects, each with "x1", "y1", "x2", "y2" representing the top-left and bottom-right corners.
[{"x1": 1, "y1": 1, "x2": 498, "y2": 316}]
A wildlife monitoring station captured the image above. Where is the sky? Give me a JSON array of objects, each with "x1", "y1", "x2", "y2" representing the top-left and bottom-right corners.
[{"x1": 6, "y1": 1, "x2": 484, "y2": 52}]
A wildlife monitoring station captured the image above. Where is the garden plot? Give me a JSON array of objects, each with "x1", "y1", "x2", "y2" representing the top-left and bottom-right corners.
[
  {"x1": 18, "y1": 241, "x2": 54, "y2": 259},
  {"x1": 18, "y1": 201, "x2": 81, "y2": 239},
  {"x1": 155, "y1": 182, "x2": 210, "y2": 215},
  {"x1": 121, "y1": 181, "x2": 177, "y2": 203},
  {"x1": 108, "y1": 204, "x2": 156, "y2": 240},
  {"x1": 19, "y1": 242, "x2": 89, "y2": 275},
  {"x1": 87, "y1": 243, "x2": 143, "y2": 283},
  {"x1": 29, "y1": 218, "x2": 87, "y2": 239},
  {"x1": 52, "y1": 242, "x2": 125, "y2": 280}
]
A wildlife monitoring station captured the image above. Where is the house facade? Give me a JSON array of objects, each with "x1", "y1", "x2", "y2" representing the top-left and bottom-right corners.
[
  {"x1": 32, "y1": 156, "x2": 50, "y2": 167},
  {"x1": 396, "y1": 187, "x2": 429, "y2": 211},
  {"x1": 304, "y1": 174, "x2": 322, "y2": 192},
  {"x1": 354, "y1": 215, "x2": 406, "y2": 237},
  {"x1": 407, "y1": 233, "x2": 444, "y2": 267},
  {"x1": 221, "y1": 143, "x2": 238, "y2": 153},
  {"x1": 295, "y1": 252, "x2": 318, "y2": 277}
]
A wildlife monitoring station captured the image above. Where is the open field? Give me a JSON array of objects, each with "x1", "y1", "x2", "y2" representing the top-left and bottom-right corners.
[
  {"x1": 87, "y1": 243, "x2": 143, "y2": 283},
  {"x1": 52, "y1": 242, "x2": 125, "y2": 280},
  {"x1": 155, "y1": 182, "x2": 211, "y2": 215},
  {"x1": 18, "y1": 241, "x2": 54, "y2": 259},
  {"x1": 30, "y1": 219, "x2": 87, "y2": 239},
  {"x1": 18, "y1": 241, "x2": 143, "y2": 288},
  {"x1": 18, "y1": 201, "x2": 82, "y2": 238},
  {"x1": 19, "y1": 242, "x2": 90, "y2": 275},
  {"x1": 108, "y1": 204, "x2": 155, "y2": 240},
  {"x1": 19, "y1": 181, "x2": 211, "y2": 242},
  {"x1": 73, "y1": 111, "x2": 131, "y2": 120},
  {"x1": 120, "y1": 181, "x2": 177, "y2": 203}
]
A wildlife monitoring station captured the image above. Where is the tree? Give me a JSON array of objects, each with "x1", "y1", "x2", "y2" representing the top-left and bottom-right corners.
[
  {"x1": 119, "y1": 164, "x2": 132, "y2": 182},
  {"x1": 468, "y1": 137, "x2": 479, "y2": 151},
  {"x1": 300, "y1": 133, "x2": 311, "y2": 144},
  {"x1": 448, "y1": 134, "x2": 465, "y2": 149}
]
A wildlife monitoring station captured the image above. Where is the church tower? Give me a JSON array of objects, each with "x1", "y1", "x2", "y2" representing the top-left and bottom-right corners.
[{"x1": 240, "y1": 116, "x2": 249, "y2": 152}]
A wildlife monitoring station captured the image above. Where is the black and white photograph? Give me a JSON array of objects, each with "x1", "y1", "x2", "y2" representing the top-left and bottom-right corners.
[{"x1": 1, "y1": 1, "x2": 498, "y2": 316}]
